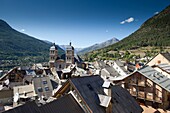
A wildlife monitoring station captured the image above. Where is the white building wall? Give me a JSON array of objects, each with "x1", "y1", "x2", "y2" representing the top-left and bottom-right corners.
[{"x1": 112, "y1": 62, "x2": 126, "y2": 76}]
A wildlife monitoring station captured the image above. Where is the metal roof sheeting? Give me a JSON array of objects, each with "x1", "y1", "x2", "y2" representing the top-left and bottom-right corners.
[{"x1": 138, "y1": 66, "x2": 170, "y2": 92}]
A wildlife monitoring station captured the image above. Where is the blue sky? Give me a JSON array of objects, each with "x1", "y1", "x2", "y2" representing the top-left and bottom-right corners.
[{"x1": 0, "y1": 0, "x2": 170, "y2": 48}]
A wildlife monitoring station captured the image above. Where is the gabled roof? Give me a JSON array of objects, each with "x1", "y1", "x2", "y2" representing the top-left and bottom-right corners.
[
  {"x1": 3, "y1": 101, "x2": 40, "y2": 113},
  {"x1": 94, "y1": 61, "x2": 107, "y2": 69},
  {"x1": 138, "y1": 66, "x2": 170, "y2": 92},
  {"x1": 111, "y1": 85, "x2": 143, "y2": 113},
  {"x1": 4, "y1": 94, "x2": 84, "y2": 113},
  {"x1": 114, "y1": 60, "x2": 129, "y2": 73},
  {"x1": 69, "y1": 75, "x2": 143, "y2": 113},
  {"x1": 70, "y1": 75, "x2": 105, "y2": 113},
  {"x1": 0, "y1": 67, "x2": 17, "y2": 80},
  {"x1": 146, "y1": 53, "x2": 170, "y2": 66},
  {"x1": 40, "y1": 94, "x2": 84, "y2": 113},
  {"x1": 154, "y1": 63, "x2": 170, "y2": 74},
  {"x1": 104, "y1": 66, "x2": 120, "y2": 77},
  {"x1": 161, "y1": 53, "x2": 170, "y2": 62}
]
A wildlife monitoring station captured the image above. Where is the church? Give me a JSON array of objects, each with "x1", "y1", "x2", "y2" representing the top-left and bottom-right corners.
[{"x1": 49, "y1": 42, "x2": 75, "y2": 70}]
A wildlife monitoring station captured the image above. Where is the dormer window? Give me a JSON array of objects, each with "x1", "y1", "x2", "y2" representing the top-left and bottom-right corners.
[{"x1": 43, "y1": 80, "x2": 47, "y2": 84}]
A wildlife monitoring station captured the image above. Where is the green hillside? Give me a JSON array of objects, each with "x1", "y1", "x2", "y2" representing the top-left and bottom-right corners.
[
  {"x1": 0, "y1": 19, "x2": 64, "y2": 69},
  {"x1": 84, "y1": 5, "x2": 170, "y2": 61}
]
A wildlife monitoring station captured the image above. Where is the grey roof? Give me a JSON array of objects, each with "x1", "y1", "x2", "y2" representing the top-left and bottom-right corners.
[
  {"x1": 161, "y1": 53, "x2": 170, "y2": 62},
  {"x1": 156, "y1": 63, "x2": 170, "y2": 73},
  {"x1": 114, "y1": 60, "x2": 129, "y2": 73},
  {"x1": 70, "y1": 75, "x2": 142, "y2": 113},
  {"x1": 3, "y1": 101, "x2": 40, "y2": 113},
  {"x1": 4, "y1": 94, "x2": 84, "y2": 113},
  {"x1": 74, "y1": 54, "x2": 83, "y2": 63},
  {"x1": 40, "y1": 94, "x2": 84, "y2": 113},
  {"x1": 111, "y1": 85, "x2": 143, "y2": 113},
  {"x1": 44, "y1": 69, "x2": 53, "y2": 75},
  {"x1": 138, "y1": 66, "x2": 170, "y2": 92},
  {"x1": 103, "y1": 66, "x2": 120, "y2": 77},
  {"x1": 70, "y1": 75, "x2": 105, "y2": 113},
  {"x1": 95, "y1": 61, "x2": 107, "y2": 69}
]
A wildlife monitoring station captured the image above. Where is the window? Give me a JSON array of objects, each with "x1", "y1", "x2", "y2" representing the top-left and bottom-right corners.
[
  {"x1": 42, "y1": 80, "x2": 47, "y2": 84},
  {"x1": 45, "y1": 87, "x2": 49, "y2": 91},
  {"x1": 157, "y1": 60, "x2": 161, "y2": 64},
  {"x1": 37, "y1": 87, "x2": 43, "y2": 92}
]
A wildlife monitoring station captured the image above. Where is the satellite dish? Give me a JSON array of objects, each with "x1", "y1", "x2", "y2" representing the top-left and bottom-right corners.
[{"x1": 14, "y1": 93, "x2": 19, "y2": 103}]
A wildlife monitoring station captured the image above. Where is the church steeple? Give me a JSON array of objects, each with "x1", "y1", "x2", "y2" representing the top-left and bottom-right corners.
[
  {"x1": 49, "y1": 43, "x2": 58, "y2": 67},
  {"x1": 66, "y1": 42, "x2": 74, "y2": 66}
]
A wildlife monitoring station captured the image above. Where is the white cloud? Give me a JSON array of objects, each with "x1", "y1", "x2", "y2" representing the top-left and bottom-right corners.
[
  {"x1": 20, "y1": 29, "x2": 25, "y2": 32},
  {"x1": 120, "y1": 17, "x2": 135, "y2": 24},
  {"x1": 154, "y1": 12, "x2": 159, "y2": 15},
  {"x1": 120, "y1": 21, "x2": 125, "y2": 24},
  {"x1": 125, "y1": 17, "x2": 134, "y2": 23}
]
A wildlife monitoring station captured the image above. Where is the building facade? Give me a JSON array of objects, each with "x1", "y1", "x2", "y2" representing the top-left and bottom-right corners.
[{"x1": 66, "y1": 42, "x2": 74, "y2": 67}]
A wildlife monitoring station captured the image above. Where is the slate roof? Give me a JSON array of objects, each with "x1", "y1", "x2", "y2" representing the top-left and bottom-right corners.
[
  {"x1": 4, "y1": 94, "x2": 84, "y2": 113},
  {"x1": 111, "y1": 85, "x2": 143, "y2": 113},
  {"x1": 70, "y1": 75, "x2": 143, "y2": 113},
  {"x1": 40, "y1": 94, "x2": 84, "y2": 113},
  {"x1": 3, "y1": 101, "x2": 40, "y2": 113},
  {"x1": 70, "y1": 75, "x2": 105, "y2": 113},
  {"x1": 95, "y1": 61, "x2": 107, "y2": 69},
  {"x1": 114, "y1": 60, "x2": 129, "y2": 74},
  {"x1": 138, "y1": 66, "x2": 170, "y2": 92},
  {"x1": 161, "y1": 53, "x2": 170, "y2": 62},
  {"x1": 105, "y1": 66, "x2": 120, "y2": 77}
]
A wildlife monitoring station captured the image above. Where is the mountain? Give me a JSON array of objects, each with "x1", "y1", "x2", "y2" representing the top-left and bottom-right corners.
[
  {"x1": 43, "y1": 40, "x2": 52, "y2": 45},
  {"x1": 59, "y1": 45, "x2": 83, "y2": 53},
  {"x1": 85, "y1": 5, "x2": 170, "y2": 61},
  {"x1": 77, "y1": 37, "x2": 119, "y2": 55},
  {"x1": 0, "y1": 19, "x2": 64, "y2": 68},
  {"x1": 104, "y1": 5, "x2": 170, "y2": 51}
]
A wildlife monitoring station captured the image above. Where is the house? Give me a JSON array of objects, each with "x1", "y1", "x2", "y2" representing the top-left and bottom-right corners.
[
  {"x1": 94, "y1": 61, "x2": 107, "y2": 69},
  {"x1": 13, "y1": 84, "x2": 37, "y2": 107},
  {"x1": 120, "y1": 66, "x2": 170, "y2": 109},
  {"x1": 152, "y1": 63, "x2": 170, "y2": 78},
  {"x1": 3, "y1": 94, "x2": 84, "y2": 113},
  {"x1": 101, "y1": 60, "x2": 130, "y2": 84},
  {"x1": 112, "y1": 60, "x2": 130, "y2": 75},
  {"x1": 101, "y1": 66, "x2": 120, "y2": 79},
  {"x1": 53, "y1": 75, "x2": 143, "y2": 113},
  {"x1": 147, "y1": 53, "x2": 170, "y2": 66},
  {"x1": 32, "y1": 75, "x2": 53, "y2": 99}
]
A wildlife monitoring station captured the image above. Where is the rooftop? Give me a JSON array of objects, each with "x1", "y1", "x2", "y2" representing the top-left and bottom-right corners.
[{"x1": 138, "y1": 66, "x2": 170, "y2": 92}]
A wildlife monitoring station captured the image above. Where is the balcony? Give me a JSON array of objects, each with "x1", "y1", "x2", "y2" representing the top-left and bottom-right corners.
[
  {"x1": 155, "y1": 97, "x2": 162, "y2": 103},
  {"x1": 138, "y1": 91, "x2": 145, "y2": 99},
  {"x1": 138, "y1": 81, "x2": 145, "y2": 87},
  {"x1": 130, "y1": 91, "x2": 137, "y2": 96}
]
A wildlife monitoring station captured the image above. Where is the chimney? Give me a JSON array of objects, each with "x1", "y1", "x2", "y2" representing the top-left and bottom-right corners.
[
  {"x1": 135, "y1": 63, "x2": 140, "y2": 70},
  {"x1": 102, "y1": 81, "x2": 112, "y2": 113}
]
